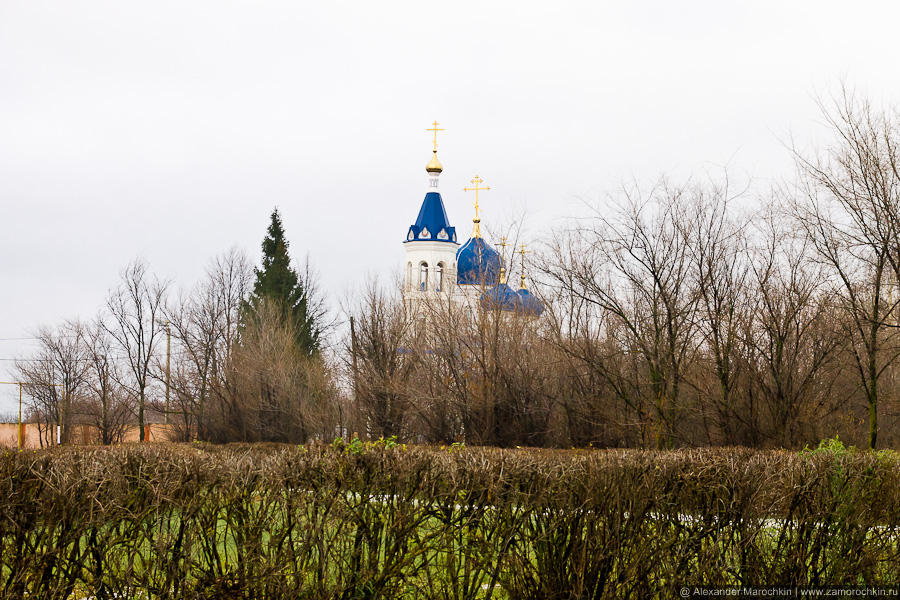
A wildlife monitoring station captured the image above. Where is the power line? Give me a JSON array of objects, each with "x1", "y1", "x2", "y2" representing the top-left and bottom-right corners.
[
  {"x1": 0, "y1": 336, "x2": 80, "y2": 342},
  {"x1": 0, "y1": 347, "x2": 219, "y2": 363}
]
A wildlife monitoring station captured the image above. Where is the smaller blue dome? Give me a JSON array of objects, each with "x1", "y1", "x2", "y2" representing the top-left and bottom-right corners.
[
  {"x1": 480, "y1": 283, "x2": 520, "y2": 312},
  {"x1": 456, "y1": 237, "x2": 503, "y2": 285},
  {"x1": 516, "y1": 288, "x2": 544, "y2": 317}
]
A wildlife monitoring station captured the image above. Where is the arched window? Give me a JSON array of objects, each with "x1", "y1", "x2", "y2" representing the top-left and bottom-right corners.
[
  {"x1": 436, "y1": 263, "x2": 444, "y2": 292},
  {"x1": 420, "y1": 262, "x2": 429, "y2": 291}
]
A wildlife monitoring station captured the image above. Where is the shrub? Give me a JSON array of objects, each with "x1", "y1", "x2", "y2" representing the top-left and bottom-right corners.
[{"x1": 0, "y1": 445, "x2": 898, "y2": 599}]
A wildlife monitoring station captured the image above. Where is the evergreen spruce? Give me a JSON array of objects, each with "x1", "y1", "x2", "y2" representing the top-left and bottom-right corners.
[{"x1": 247, "y1": 208, "x2": 320, "y2": 355}]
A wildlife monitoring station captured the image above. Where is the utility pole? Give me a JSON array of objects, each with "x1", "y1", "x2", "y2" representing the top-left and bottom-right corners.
[
  {"x1": 349, "y1": 316, "x2": 360, "y2": 440},
  {"x1": 165, "y1": 320, "x2": 171, "y2": 425},
  {"x1": 1, "y1": 381, "x2": 60, "y2": 448},
  {"x1": 0, "y1": 382, "x2": 25, "y2": 449}
]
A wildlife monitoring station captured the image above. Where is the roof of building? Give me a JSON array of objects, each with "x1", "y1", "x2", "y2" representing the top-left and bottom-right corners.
[
  {"x1": 479, "y1": 278, "x2": 545, "y2": 316},
  {"x1": 426, "y1": 151, "x2": 443, "y2": 173},
  {"x1": 479, "y1": 282, "x2": 521, "y2": 311},
  {"x1": 516, "y1": 288, "x2": 545, "y2": 316},
  {"x1": 456, "y1": 236, "x2": 503, "y2": 285},
  {"x1": 406, "y1": 192, "x2": 457, "y2": 243}
]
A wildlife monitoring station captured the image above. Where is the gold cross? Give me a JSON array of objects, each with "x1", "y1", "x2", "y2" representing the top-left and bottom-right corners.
[
  {"x1": 518, "y1": 244, "x2": 532, "y2": 289},
  {"x1": 427, "y1": 121, "x2": 444, "y2": 152},
  {"x1": 464, "y1": 175, "x2": 489, "y2": 237},
  {"x1": 464, "y1": 175, "x2": 489, "y2": 221},
  {"x1": 498, "y1": 238, "x2": 511, "y2": 284}
]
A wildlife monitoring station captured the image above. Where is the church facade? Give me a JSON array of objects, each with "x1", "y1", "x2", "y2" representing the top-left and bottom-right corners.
[{"x1": 401, "y1": 124, "x2": 543, "y2": 318}]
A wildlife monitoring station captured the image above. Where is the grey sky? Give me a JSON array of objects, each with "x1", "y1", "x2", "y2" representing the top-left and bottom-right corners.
[{"x1": 2, "y1": 0, "x2": 899, "y2": 412}]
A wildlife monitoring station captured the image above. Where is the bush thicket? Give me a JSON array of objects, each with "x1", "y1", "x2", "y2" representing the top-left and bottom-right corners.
[{"x1": 1, "y1": 444, "x2": 899, "y2": 598}]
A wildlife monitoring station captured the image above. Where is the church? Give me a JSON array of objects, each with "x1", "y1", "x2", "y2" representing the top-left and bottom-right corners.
[{"x1": 401, "y1": 123, "x2": 543, "y2": 318}]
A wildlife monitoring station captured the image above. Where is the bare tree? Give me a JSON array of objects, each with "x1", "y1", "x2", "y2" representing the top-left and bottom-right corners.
[
  {"x1": 295, "y1": 254, "x2": 333, "y2": 352},
  {"x1": 17, "y1": 354, "x2": 60, "y2": 447},
  {"x1": 83, "y1": 318, "x2": 130, "y2": 444},
  {"x1": 790, "y1": 85, "x2": 900, "y2": 449},
  {"x1": 345, "y1": 278, "x2": 417, "y2": 439},
  {"x1": 543, "y1": 179, "x2": 701, "y2": 448},
  {"x1": 216, "y1": 297, "x2": 335, "y2": 443},
  {"x1": 105, "y1": 259, "x2": 169, "y2": 442},
  {"x1": 167, "y1": 248, "x2": 253, "y2": 440},
  {"x1": 744, "y1": 209, "x2": 844, "y2": 447},
  {"x1": 538, "y1": 285, "x2": 642, "y2": 447},
  {"x1": 16, "y1": 320, "x2": 90, "y2": 445},
  {"x1": 686, "y1": 179, "x2": 755, "y2": 445}
]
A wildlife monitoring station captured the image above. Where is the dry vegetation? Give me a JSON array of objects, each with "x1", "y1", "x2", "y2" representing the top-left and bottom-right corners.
[
  {"x1": 1, "y1": 443, "x2": 899, "y2": 599},
  {"x1": 12, "y1": 88, "x2": 900, "y2": 453}
]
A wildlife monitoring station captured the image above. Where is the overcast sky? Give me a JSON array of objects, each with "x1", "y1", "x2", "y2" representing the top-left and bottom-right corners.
[{"x1": 2, "y1": 1, "x2": 900, "y2": 412}]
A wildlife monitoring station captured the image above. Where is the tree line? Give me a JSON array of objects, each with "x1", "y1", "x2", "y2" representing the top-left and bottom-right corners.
[
  {"x1": 15, "y1": 209, "x2": 334, "y2": 446},
  {"x1": 14, "y1": 87, "x2": 900, "y2": 449},
  {"x1": 349, "y1": 88, "x2": 900, "y2": 450}
]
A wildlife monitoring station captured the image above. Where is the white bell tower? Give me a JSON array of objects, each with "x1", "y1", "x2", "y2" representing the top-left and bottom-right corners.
[{"x1": 403, "y1": 122, "x2": 459, "y2": 299}]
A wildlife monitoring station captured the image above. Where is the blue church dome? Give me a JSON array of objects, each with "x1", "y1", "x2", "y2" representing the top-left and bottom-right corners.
[
  {"x1": 456, "y1": 236, "x2": 503, "y2": 285},
  {"x1": 405, "y1": 192, "x2": 457, "y2": 243},
  {"x1": 479, "y1": 282, "x2": 520, "y2": 311},
  {"x1": 516, "y1": 288, "x2": 545, "y2": 316},
  {"x1": 480, "y1": 282, "x2": 545, "y2": 316}
]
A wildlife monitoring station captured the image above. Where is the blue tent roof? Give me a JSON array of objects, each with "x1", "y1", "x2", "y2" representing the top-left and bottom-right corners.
[
  {"x1": 456, "y1": 236, "x2": 503, "y2": 285},
  {"x1": 405, "y1": 192, "x2": 457, "y2": 243}
]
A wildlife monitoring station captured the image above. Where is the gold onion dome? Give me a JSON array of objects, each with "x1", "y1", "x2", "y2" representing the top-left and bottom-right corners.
[{"x1": 426, "y1": 151, "x2": 443, "y2": 173}]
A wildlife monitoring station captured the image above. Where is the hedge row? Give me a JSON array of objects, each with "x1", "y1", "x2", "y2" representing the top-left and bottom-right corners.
[{"x1": 1, "y1": 444, "x2": 899, "y2": 599}]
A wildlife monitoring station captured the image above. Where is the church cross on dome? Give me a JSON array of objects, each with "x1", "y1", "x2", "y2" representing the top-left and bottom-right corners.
[
  {"x1": 498, "y1": 237, "x2": 510, "y2": 284},
  {"x1": 518, "y1": 243, "x2": 532, "y2": 290},
  {"x1": 425, "y1": 121, "x2": 444, "y2": 176},
  {"x1": 427, "y1": 121, "x2": 444, "y2": 152},
  {"x1": 464, "y1": 175, "x2": 490, "y2": 238}
]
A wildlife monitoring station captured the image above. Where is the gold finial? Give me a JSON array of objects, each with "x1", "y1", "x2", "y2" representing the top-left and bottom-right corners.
[
  {"x1": 427, "y1": 121, "x2": 443, "y2": 152},
  {"x1": 518, "y1": 244, "x2": 532, "y2": 290},
  {"x1": 463, "y1": 175, "x2": 490, "y2": 237},
  {"x1": 499, "y1": 266, "x2": 507, "y2": 285},
  {"x1": 426, "y1": 152, "x2": 443, "y2": 173}
]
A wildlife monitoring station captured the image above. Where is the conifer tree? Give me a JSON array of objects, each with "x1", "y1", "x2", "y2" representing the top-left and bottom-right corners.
[{"x1": 247, "y1": 208, "x2": 320, "y2": 356}]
